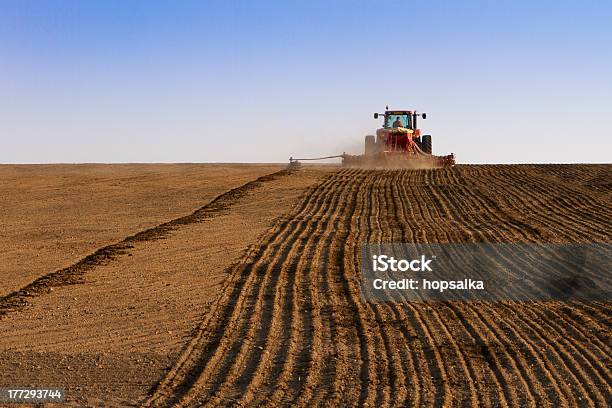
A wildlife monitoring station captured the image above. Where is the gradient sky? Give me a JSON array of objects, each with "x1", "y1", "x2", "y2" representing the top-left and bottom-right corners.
[{"x1": 1, "y1": 0, "x2": 611, "y2": 163}]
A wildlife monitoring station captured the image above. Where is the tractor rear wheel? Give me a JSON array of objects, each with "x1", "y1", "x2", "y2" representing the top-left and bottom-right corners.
[
  {"x1": 414, "y1": 136, "x2": 422, "y2": 150},
  {"x1": 422, "y1": 135, "x2": 432, "y2": 154},
  {"x1": 365, "y1": 135, "x2": 376, "y2": 156}
]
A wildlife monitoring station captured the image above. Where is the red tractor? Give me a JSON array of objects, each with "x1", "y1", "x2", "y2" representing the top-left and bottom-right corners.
[
  {"x1": 343, "y1": 108, "x2": 455, "y2": 168},
  {"x1": 288, "y1": 108, "x2": 455, "y2": 169}
]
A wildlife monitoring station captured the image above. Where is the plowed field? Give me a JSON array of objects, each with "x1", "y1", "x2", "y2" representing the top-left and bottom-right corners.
[
  {"x1": 145, "y1": 165, "x2": 611, "y2": 407},
  {"x1": 1, "y1": 164, "x2": 610, "y2": 407}
]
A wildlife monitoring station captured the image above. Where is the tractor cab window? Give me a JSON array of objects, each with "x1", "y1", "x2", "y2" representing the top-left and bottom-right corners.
[{"x1": 387, "y1": 114, "x2": 411, "y2": 129}]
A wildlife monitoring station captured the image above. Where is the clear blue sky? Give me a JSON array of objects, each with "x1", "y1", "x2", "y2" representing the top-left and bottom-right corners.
[{"x1": 1, "y1": 1, "x2": 610, "y2": 163}]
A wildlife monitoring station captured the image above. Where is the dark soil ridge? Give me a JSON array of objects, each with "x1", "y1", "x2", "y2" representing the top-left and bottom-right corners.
[{"x1": 0, "y1": 168, "x2": 293, "y2": 320}]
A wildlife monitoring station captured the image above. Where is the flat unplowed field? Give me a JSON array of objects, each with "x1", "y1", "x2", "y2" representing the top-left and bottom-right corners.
[
  {"x1": 0, "y1": 164, "x2": 284, "y2": 296},
  {"x1": 1, "y1": 164, "x2": 610, "y2": 407}
]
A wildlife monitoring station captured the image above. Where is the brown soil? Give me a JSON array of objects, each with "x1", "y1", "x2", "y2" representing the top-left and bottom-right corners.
[
  {"x1": 1, "y1": 164, "x2": 610, "y2": 407},
  {"x1": 0, "y1": 164, "x2": 332, "y2": 406},
  {"x1": 144, "y1": 164, "x2": 611, "y2": 408},
  {"x1": 0, "y1": 163, "x2": 283, "y2": 297}
]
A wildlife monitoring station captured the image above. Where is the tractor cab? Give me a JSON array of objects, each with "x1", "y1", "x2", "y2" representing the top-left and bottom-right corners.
[
  {"x1": 374, "y1": 110, "x2": 426, "y2": 130},
  {"x1": 370, "y1": 108, "x2": 432, "y2": 155}
]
